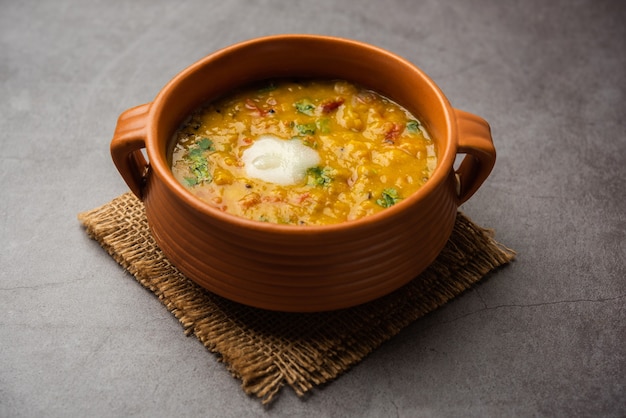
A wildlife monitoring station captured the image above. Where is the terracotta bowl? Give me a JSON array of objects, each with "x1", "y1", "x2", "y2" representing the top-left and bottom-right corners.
[{"x1": 110, "y1": 35, "x2": 495, "y2": 312}]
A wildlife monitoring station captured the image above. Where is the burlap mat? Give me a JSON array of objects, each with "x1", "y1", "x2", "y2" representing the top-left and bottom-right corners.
[{"x1": 78, "y1": 192, "x2": 515, "y2": 404}]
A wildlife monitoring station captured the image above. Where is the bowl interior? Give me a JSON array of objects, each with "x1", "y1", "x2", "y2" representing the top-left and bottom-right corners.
[{"x1": 148, "y1": 35, "x2": 456, "y2": 228}]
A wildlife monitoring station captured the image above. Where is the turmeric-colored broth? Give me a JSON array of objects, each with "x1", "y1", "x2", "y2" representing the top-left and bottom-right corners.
[{"x1": 170, "y1": 79, "x2": 437, "y2": 225}]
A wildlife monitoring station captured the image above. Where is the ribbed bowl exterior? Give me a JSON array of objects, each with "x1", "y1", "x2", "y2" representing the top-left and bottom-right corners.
[{"x1": 144, "y1": 169, "x2": 458, "y2": 311}]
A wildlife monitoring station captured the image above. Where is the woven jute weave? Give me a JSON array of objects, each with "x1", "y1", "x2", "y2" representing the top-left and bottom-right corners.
[{"x1": 78, "y1": 192, "x2": 515, "y2": 404}]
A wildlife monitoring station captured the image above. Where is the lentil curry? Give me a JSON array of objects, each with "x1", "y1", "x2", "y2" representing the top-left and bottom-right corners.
[{"x1": 170, "y1": 79, "x2": 437, "y2": 225}]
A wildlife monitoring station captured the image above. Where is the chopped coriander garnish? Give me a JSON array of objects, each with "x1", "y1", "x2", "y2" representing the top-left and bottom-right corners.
[
  {"x1": 376, "y1": 188, "x2": 401, "y2": 208},
  {"x1": 316, "y1": 118, "x2": 331, "y2": 134},
  {"x1": 307, "y1": 166, "x2": 333, "y2": 187},
  {"x1": 184, "y1": 177, "x2": 199, "y2": 187},
  {"x1": 296, "y1": 123, "x2": 316, "y2": 135},
  {"x1": 406, "y1": 120, "x2": 421, "y2": 133},
  {"x1": 197, "y1": 137, "x2": 214, "y2": 151},
  {"x1": 184, "y1": 138, "x2": 214, "y2": 186},
  {"x1": 188, "y1": 147, "x2": 204, "y2": 158},
  {"x1": 294, "y1": 99, "x2": 315, "y2": 116},
  {"x1": 189, "y1": 155, "x2": 211, "y2": 185}
]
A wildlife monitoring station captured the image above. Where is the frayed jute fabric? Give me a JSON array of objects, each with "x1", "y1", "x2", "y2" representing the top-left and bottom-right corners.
[{"x1": 78, "y1": 192, "x2": 515, "y2": 404}]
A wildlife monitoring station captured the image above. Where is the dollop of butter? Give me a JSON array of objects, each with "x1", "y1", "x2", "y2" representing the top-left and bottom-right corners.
[{"x1": 242, "y1": 135, "x2": 320, "y2": 185}]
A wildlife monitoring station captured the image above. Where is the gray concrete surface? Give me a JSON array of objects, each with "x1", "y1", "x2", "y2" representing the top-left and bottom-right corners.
[{"x1": 1, "y1": 0, "x2": 624, "y2": 417}]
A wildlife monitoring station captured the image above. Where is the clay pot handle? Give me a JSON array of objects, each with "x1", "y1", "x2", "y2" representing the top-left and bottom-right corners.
[
  {"x1": 110, "y1": 103, "x2": 151, "y2": 199},
  {"x1": 453, "y1": 109, "x2": 496, "y2": 204}
]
